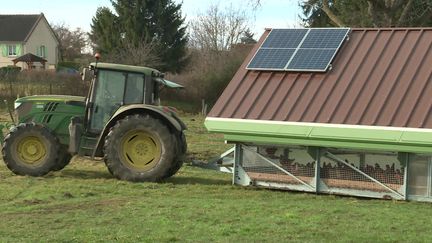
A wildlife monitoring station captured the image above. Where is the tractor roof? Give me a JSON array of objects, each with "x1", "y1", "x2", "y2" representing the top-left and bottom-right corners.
[
  {"x1": 90, "y1": 62, "x2": 184, "y2": 89},
  {"x1": 90, "y1": 62, "x2": 161, "y2": 77}
]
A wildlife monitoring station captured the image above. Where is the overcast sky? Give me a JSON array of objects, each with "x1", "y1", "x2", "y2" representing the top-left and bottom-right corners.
[{"x1": 1, "y1": 0, "x2": 301, "y2": 36}]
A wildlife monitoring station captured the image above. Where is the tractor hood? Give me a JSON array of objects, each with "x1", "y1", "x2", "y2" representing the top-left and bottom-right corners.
[
  {"x1": 15, "y1": 95, "x2": 86, "y2": 108},
  {"x1": 15, "y1": 95, "x2": 85, "y2": 103}
]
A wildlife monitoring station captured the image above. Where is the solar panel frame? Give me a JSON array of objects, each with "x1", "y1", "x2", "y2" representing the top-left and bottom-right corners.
[{"x1": 246, "y1": 27, "x2": 350, "y2": 72}]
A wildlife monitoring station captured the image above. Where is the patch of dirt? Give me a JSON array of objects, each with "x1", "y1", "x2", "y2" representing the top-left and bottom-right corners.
[
  {"x1": 1, "y1": 198, "x2": 130, "y2": 219},
  {"x1": 22, "y1": 198, "x2": 44, "y2": 205}
]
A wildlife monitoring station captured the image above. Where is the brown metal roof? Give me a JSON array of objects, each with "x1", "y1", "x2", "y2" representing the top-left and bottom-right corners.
[{"x1": 208, "y1": 28, "x2": 432, "y2": 129}]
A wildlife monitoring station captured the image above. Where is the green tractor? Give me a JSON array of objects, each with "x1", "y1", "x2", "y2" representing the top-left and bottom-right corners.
[{"x1": 0, "y1": 61, "x2": 187, "y2": 182}]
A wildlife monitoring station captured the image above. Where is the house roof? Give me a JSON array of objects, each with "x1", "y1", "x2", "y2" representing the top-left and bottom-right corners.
[
  {"x1": 205, "y1": 28, "x2": 432, "y2": 153},
  {"x1": 208, "y1": 28, "x2": 432, "y2": 129},
  {"x1": 0, "y1": 14, "x2": 42, "y2": 42}
]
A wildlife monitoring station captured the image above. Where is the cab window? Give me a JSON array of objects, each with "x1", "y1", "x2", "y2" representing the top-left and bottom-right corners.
[{"x1": 124, "y1": 73, "x2": 144, "y2": 104}]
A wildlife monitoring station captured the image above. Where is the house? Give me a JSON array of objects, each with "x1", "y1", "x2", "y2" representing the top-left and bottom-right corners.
[
  {"x1": 0, "y1": 13, "x2": 59, "y2": 70},
  {"x1": 205, "y1": 28, "x2": 432, "y2": 202}
]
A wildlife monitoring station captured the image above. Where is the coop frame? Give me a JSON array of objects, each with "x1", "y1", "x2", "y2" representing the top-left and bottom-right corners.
[{"x1": 230, "y1": 143, "x2": 432, "y2": 202}]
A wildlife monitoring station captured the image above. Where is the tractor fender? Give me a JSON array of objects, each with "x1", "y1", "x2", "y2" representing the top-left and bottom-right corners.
[{"x1": 92, "y1": 104, "x2": 186, "y2": 157}]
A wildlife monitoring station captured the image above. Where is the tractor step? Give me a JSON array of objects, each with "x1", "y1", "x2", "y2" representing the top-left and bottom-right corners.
[{"x1": 78, "y1": 136, "x2": 98, "y2": 156}]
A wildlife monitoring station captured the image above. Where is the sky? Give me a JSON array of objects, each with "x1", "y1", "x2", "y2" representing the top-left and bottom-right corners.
[{"x1": 1, "y1": 0, "x2": 302, "y2": 36}]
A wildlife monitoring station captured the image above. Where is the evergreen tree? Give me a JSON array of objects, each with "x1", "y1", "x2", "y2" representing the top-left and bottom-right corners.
[
  {"x1": 90, "y1": 0, "x2": 188, "y2": 73},
  {"x1": 90, "y1": 7, "x2": 122, "y2": 53},
  {"x1": 240, "y1": 29, "x2": 257, "y2": 44}
]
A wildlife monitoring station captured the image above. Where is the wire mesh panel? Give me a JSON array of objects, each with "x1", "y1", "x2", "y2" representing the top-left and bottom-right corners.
[
  {"x1": 235, "y1": 144, "x2": 409, "y2": 199},
  {"x1": 320, "y1": 150, "x2": 405, "y2": 198},
  {"x1": 241, "y1": 145, "x2": 315, "y2": 190}
]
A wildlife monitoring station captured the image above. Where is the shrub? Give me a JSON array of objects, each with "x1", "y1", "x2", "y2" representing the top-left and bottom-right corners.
[
  {"x1": 0, "y1": 70, "x2": 89, "y2": 99},
  {"x1": 162, "y1": 44, "x2": 252, "y2": 112},
  {"x1": 0, "y1": 66, "x2": 21, "y2": 77},
  {"x1": 57, "y1": 61, "x2": 81, "y2": 70}
]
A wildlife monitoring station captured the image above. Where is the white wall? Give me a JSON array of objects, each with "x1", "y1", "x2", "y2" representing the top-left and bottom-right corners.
[{"x1": 24, "y1": 17, "x2": 59, "y2": 69}]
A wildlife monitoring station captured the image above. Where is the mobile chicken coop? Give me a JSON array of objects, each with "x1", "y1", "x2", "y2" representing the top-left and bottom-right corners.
[{"x1": 205, "y1": 27, "x2": 432, "y2": 202}]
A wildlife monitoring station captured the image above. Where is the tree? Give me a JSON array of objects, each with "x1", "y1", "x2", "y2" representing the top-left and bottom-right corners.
[
  {"x1": 89, "y1": 7, "x2": 122, "y2": 55},
  {"x1": 104, "y1": 40, "x2": 162, "y2": 67},
  {"x1": 189, "y1": 4, "x2": 250, "y2": 51},
  {"x1": 90, "y1": 0, "x2": 188, "y2": 73},
  {"x1": 300, "y1": 0, "x2": 432, "y2": 27},
  {"x1": 241, "y1": 28, "x2": 257, "y2": 44},
  {"x1": 52, "y1": 23, "x2": 88, "y2": 61}
]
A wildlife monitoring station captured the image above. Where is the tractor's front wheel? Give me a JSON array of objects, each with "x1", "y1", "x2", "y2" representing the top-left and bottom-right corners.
[
  {"x1": 51, "y1": 146, "x2": 72, "y2": 171},
  {"x1": 1, "y1": 123, "x2": 60, "y2": 176},
  {"x1": 103, "y1": 114, "x2": 176, "y2": 182}
]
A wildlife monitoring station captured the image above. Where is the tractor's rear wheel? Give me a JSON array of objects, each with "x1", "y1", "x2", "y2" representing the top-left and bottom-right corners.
[
  {"x1": 163, "y1": 132, "x2": 187, "y2": 179},
  {"x1": 103, "y1": 114, "x2": 176, "y2": 182},
  {"x1": 1, "y1": 123, "x2": 60, "y2": 176}
]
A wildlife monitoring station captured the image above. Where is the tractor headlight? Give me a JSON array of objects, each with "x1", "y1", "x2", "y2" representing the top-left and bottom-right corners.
[
  {"x1": 15, "y1": 102, "x2": 32, "y2": 119},
  {"x1": 14, "y1": 102, "x2": 22, "y2": 110}
]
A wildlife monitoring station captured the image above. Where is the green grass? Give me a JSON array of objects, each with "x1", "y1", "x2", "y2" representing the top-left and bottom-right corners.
[{"x1": 0, "y1": 113, "x2": 432, "y2": 242}]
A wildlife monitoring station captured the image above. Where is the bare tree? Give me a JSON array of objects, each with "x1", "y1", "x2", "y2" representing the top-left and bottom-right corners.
[
  {"x1": 189, "y1": 4, "x2": 250, "y2": 51},
  {"x1": 51, "y1": 23, "x2": 88, "y2": 61},
  {"x1": 104, "y1": 40, "x2": 163, "y2": 68}
]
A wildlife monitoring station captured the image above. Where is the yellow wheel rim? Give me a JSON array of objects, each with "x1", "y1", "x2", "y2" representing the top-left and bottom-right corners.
[
  {"x1": 17, "y1": 136, "x2": 47, "y2": 164},
  {"x1": 120, "y1": 130, "x2": 161, "y2": 171}
]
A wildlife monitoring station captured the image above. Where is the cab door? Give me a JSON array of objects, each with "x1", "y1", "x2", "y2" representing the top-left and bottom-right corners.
[{"x1": 89, "y1": 70, "x2": 126, "y2": 133}]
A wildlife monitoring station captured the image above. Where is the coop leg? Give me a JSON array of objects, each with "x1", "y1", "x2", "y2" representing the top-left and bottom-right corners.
[{"x1": 233, "y1": 144, "x2": 250, "y2": 186}]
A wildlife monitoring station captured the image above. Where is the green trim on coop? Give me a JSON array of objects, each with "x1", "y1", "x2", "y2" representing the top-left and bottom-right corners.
[{"x1": 205, "y1": 117, "x2": 432, "y2": 154}]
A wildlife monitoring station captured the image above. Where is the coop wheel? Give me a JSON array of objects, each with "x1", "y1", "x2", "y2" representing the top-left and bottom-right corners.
[
  {"x1": 51, "y1": 146, "x2": 72, "y2": 171},
  {"x1": 103, "y1": 114, "x2": 176, "y2": 182},
  {"x1": 2, "y1": 123, "x2": 60, "y2": 176}
]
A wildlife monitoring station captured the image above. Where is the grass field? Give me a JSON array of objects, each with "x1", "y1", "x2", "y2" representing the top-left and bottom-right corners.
[{"x1": 0, "y1": 112, "x2": 432, "y2": 242}]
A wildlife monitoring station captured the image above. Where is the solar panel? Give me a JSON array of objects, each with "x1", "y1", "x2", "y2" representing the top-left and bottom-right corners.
[
  {"x1": 261, "y1": 29, "x2": 308, "y2": 48},
  {"x1": 246, "y1": 29, "x2": 308, "y2": 70},
  {"x1": 247, "y1": 48, "x2": 296, "y2": 70},
  {"x1": 300, "y1": 29, "x2": 349, "y2": 49},
  {"x1": 246, "y1": 28, "x2": 350, "y2": 72},
  {"x1": 287, "y1": 49, "x2": 336, "y2": 71}
]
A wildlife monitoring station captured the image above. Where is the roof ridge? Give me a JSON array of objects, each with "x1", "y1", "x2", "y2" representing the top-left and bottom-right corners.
[
  {"x1": 264, "y1": 27, "x2": 432, "y2": 31},
  {"x1": 23, "y1": 14, "x2": 44, "y2": 42},
  {"x1": 0, "y1": 13, "x2": 42, "y2": 16}
]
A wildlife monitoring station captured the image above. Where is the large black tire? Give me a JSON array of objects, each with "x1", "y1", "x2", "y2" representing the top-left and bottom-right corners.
[
  {"x1": 2, "y1": 123, "x2": 60, "y2": 176},
  {"x1": 103, "y1": 114, "x2": 176, "y2": 182},
  {"x1": 163, "y1": 132, "x2": 187, "y2": 179},
  {"x1": 51, "y1": 146, "x2": 72, "y2": 171}
]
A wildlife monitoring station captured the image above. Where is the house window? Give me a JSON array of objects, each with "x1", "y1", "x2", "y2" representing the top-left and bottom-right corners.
[
  {"x1": 40, "y1": 45, "x2": 46, "y2": 58},
  {"x1": 7, "y1": 45, "x2": 17, "y2": 56}
]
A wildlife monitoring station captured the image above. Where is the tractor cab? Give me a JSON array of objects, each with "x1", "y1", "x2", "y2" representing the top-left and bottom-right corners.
[{"x1": 83, "y1": 63, "x2": 175, "y2": 133}]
